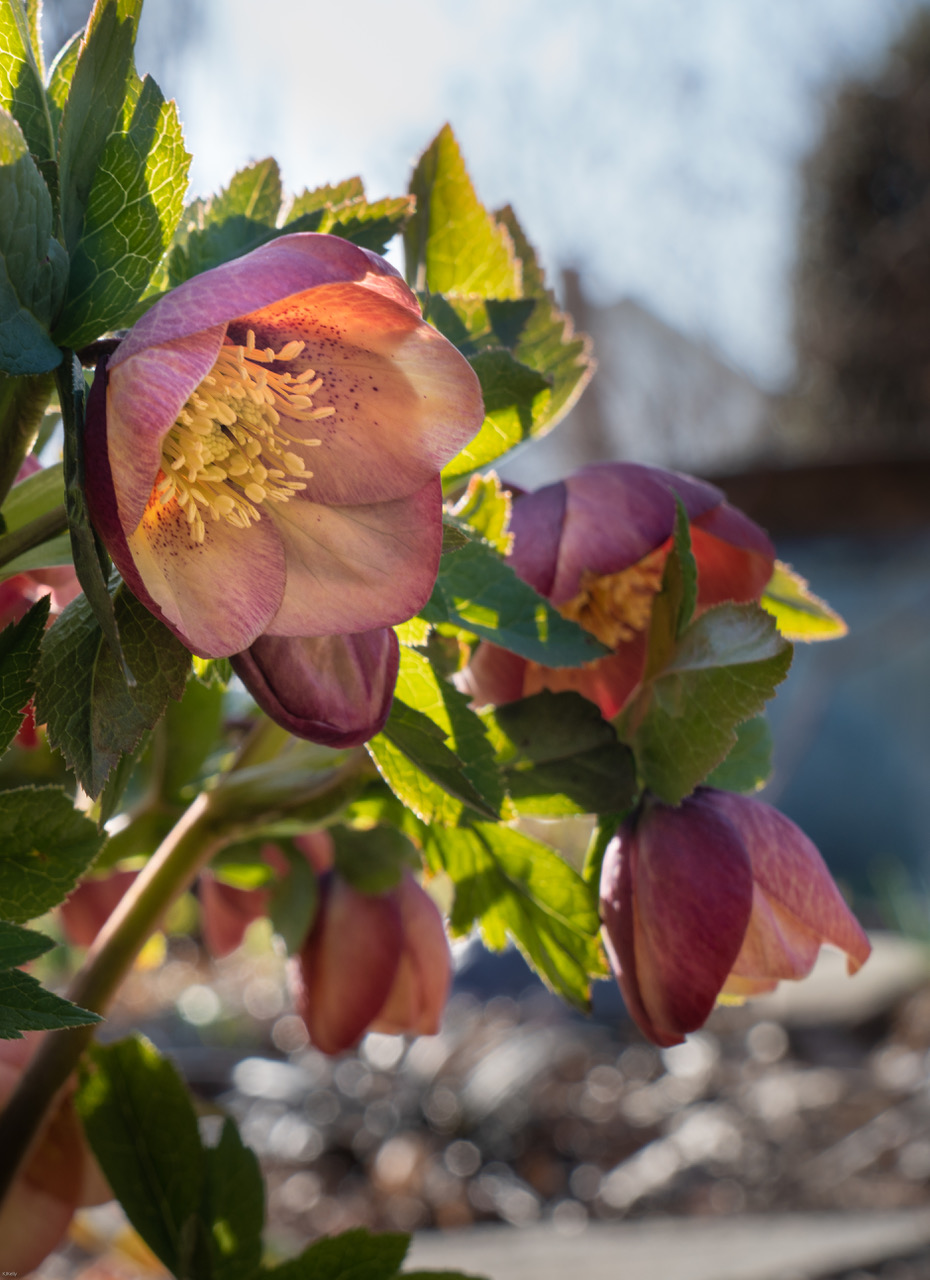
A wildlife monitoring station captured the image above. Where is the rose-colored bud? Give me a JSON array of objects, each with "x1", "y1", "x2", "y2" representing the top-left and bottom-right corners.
[
  {"x1": 0, "y1": 1034, "x2": 111, "y2": 1271},
  {"x1": 599, "y1": 788, "x2": 871, "y2": 1047},
  {"x1": 461, "y1": 462, "x2": 775, "y2": 719},
  {"x1": 84, "y1": 233, "x2": 483, "y2": 746},
  {"x1": 290, "y1": 870, "x2": 451, "y2": 1054}
]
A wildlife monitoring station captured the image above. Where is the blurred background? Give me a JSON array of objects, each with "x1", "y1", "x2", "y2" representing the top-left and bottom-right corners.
[{"x1": 35, "y1": 1, "x2": 930, "y2": 1275}]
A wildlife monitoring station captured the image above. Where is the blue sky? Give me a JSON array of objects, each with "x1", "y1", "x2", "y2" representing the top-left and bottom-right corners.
[{"x1": 139, "y1": 0, "x2": 921, "y2": 389}]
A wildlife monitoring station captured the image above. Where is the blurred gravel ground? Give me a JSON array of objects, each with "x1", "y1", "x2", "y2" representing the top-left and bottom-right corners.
[{"x1": 36, "y1": 931, "x2": 930, "y2": 1279}]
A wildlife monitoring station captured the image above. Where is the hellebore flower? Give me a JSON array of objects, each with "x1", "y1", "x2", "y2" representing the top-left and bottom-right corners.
[
  {"x1": 460, "y1": 462, "x2": 775, "y2": 719},
  {"x1": 290, "y1": 869, "x2": 451, "y2": 1055},
  {"x1": 85, "y1": 232, "x2": 483, "y2": 744},
  {"x1": 0, "y1": 1034, "x2": 110, "y2": 1271},
  {"x1": 598, "y1": 788, "x2": 871, "y2": 1047}
]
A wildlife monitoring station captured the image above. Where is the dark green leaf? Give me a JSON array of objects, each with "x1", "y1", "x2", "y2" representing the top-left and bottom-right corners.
[
  {"x1": 59, "y1": 351, "x2": 126, "y2": 676},
  {"x1": 54, "y1": 72, "x2": 191, "y2": 347},
  {"x1": 204, "y1": 1118, "x2": 264, "y2": 1280},
  {"x1": 0, "y1": 785, "x2": 105, "y2": 920},
  {"x1": 35, "y1": 581, "x2": 191, "y2": 798},
  {"x1": 264, "y1": 1227, "x2": 409, "y2": 1280},
  {"x1": 1, "y1": 456, "x2": 63, "y2": 527},
  {"x1": 0, "y1": 964, "x2": 101, "y2": 1038},
  {"x1": 268, "y1": 841, "x2": 318, "y2": 953},
  {"x1": 164, "y1": 157, "x2": 282, "y2": 286},
  {"x1": 642, "y1": 500, "x2": 697, "y2": 681},
  {"x1": 405, "y1": 124, "x2": 521, "y2": 297},
  {"x1": 427, "y1": 823, "x2": 602, "y2": 1009},
  {"x1": 704, "y1": 714, "x2": 773, "y2": 794},
  {"x1": 424, "y1": 539, "x2": 608, "y2": 667},
  {"x1": 494, "y1": 204, "x2": 594, "y2": 434},
  {"x1": 627, "y1": 603, "x2": 793, "y2": 805},
  {"x1": 465, "y1": 348, "x2": 551, "y2": 470},
  {"x1": 0, "y1": 107, "x2": 66, "y2": 374},
  {"x1": 0, "y1": 918, "x2": 52, "y2": 967},
  {"x1": 331, "y1": 823, "x2": 418, "y2": 895},
  {"x1": 0, "y1": 593, "x2": 48, "y2": 757},
  {"x1": 0, "y1": 0, "x2": 55, "y2": 173},
  {"x1": 76, "y1": 1035, "x2": 205, "y2": 1274},
  {"x1": 158, "y1": 675, "x2": 225, "y2": 801},
  {"x1": 440, "y1": 520, "x2": 469, "y2": 554},
  {"x1": 370, "y1": 701, "x2": 495, "y2": 826},
  {"x1": 57, "y1": 0, "x2": 142, "y2": 253},
  {"x1": 494, "y1": 690, "x2": 638, "y2": 816}
]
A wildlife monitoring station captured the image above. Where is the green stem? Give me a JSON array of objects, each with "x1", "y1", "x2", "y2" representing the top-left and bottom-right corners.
[
  {"x1": 0, "y1": 372, "x2": 56, "y2": 508},
  {"x1": 0, "y1": 746, "x2": 371, "y2": 1208},
  {"x1": 0, "y1": 503, "x2": 68, "y2": 571}
]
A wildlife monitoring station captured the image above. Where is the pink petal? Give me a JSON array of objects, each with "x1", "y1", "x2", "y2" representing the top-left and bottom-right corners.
[
  {"x1": 708, "y1": 789, "x2": 871, "y2": 975},
  {"x1": 290, "y1": 876, "x2": 403, "y2": 1055},
  {"x1": 727, "y1": 883, "x2": 823, "y2": 983},
  {"x1": 199, "y1": 874, "x2": 270, "y2": 958},
  {"x1": 375, "y1": 873, "x2": 451, "y2": 1036},
  {"x1": 231, "y1": 628, "x2": 399, "y2": 747},
  {"x1": 125, "y1": 496, "x2": 286, "y2": 657},
  {"x1": 600, "y1": 797, "x2": 753, "y2": 1046},
  {"x1": 691, "y1": 508, "x2": 775, "y2": 607},
  {"x1": 264, "y1": 477, "x2": 442, "y2": 637},
  {"x1": 455, "y1": 642, "x2": 528, "y2": 707},
  {"x1": 103, "y1": 327, "x2": 227, "y2": 533},
  {"x1": 546, "y1": 465, "x2": 724, "y2": 605},
  {"x1": 523, "y1": 635, "x2": 648, "y2": 719},
  {"x1": 111, "y1": 234, "x2": 403, "y2": 363},
  {"x1": 233, "y1": 281, "x2": 483, "y2": 506}
]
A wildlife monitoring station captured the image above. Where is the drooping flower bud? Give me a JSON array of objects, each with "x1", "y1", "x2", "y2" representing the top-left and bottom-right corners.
[
  {"x1": 598, "y1": 789, "x2": 871, "y2": 1047},
  {"x1": 289, "y1": 870, "x2": 451, "y2": 1054}
]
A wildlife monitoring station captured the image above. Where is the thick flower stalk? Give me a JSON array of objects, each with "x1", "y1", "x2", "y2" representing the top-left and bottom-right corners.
[
  {"x1": 460, "y1": 462, "x2": 775, "y2": 719},
  {"x1": 290, "y1": 869, "x2": 452, "y2": 1054},
  {"x1": 85, "y1": 233, "x2": 483, "y2": 744},
  {"x1": 598, "y1": 788, "x2": 871, "y2": 1047}
]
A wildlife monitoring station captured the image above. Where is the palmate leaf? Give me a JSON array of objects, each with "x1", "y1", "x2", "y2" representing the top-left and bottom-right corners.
[
  {"x1": 0, "y1": 593, "x2": 48, "y2": 757},
  {"x1": 624, "y1": 602, "x2": 793, "y2": 805},
  {"x1": 424, "y1": 537, "x2": 608, "y2": 668},
  {"x1": 493, "y1": 690, "x2": 638, "y2": 817},
  {"x1": 76, "y1": 1035, "x2": 267, "y2": 1279},
  {"x1": 0, "y1": 0, "x2": 55, "y2": 181},
  {"x1": 53, "y1": 70, "x2": 191, "y2": 348},
  {"x1": 0, "y1": 785, "x2": 105, "y2": 921},
  {"x1": 0, "y1": 964, "x2": 102, "y2": 1039},
  {"x1": 405, "y1": 123, "x2": 521, "y2": 298},
  {"x1": 450, "y1": 471, "x2": 513, "y2": 554},
  {"x1": 0, "y1": 106, "x2": 67, "y2": 375},
  {"x1": 264, "y1": 1229, "x2": 409, "y2": 1280},
  {"x1": 705, "y1": 714, "x2": 773, "y2": 795},
  {"x1": 35, "y1": 580, "x2": 190, "y2": 798},
  {"x1": 57, "y1": 0, "x2": 143, "y2": 254},
  {"x1": 427, "y1": 822, "x2": 604, "y2": 1010},
  {"x1": 368, "y1": 645, "x2": 502, "y2": 827}
]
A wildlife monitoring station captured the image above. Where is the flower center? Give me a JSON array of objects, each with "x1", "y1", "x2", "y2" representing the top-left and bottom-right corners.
[
  {"x1": 558, "y1": 548, "x2": 667, "y2": 647},
  {"x1": 156, "y1": 330, "x2": 335, "y2": 543}
]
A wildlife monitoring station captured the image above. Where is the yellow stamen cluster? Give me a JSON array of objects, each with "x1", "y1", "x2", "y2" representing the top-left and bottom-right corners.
[
  {"x1": 157, "y1": 331, "x2": 335, "y2": 543},
  {"x1": 558, "y1": 547, "x2": 667, "y2": 648}
]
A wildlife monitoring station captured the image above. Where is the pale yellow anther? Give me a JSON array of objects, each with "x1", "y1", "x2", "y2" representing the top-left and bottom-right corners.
[{"x1": 155, "y1": 329, "x2": 327, "y2": 542}]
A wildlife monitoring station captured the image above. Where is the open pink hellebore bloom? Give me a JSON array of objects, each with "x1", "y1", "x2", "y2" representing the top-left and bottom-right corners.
[
  {"x1": 599, "y1": 788, "x2": 871, "y2": 1048},
  {"x1": 85, "y1": 233, "x2": 483, "y2": 744},
  {"x1": 290, "y1": 869, "x2": 451, "y2": 1055},
  {"x1": 460, "y1": 463, "x2": 775, "y2": 719}
]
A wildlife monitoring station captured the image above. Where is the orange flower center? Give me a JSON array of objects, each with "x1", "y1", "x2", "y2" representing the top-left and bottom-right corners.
[
  {"x1": 557, "y1": 547, "x2": 667, "y2": 647},
  {"x1": 156, "y1": 330, "x2": 335, "y2": 543}
]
